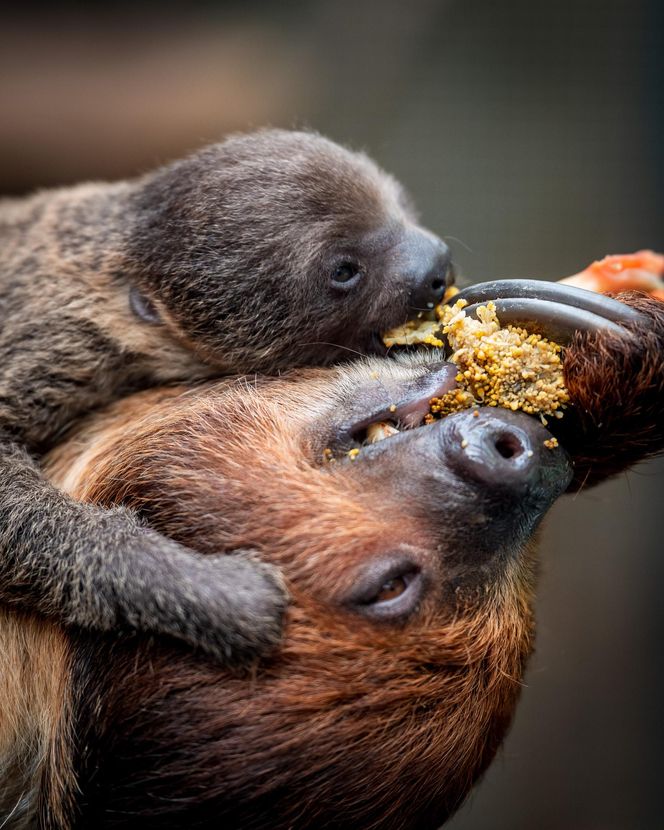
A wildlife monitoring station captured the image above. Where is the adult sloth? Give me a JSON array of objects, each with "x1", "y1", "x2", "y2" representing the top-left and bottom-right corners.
[{"x1": 1, "y1": 289, "x2": 663, "y2": 830}]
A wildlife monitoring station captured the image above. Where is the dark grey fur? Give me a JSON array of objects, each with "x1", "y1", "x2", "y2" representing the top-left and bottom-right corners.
[{"x1": 0, "y1": 129, "x2": 449, "y2": 661}]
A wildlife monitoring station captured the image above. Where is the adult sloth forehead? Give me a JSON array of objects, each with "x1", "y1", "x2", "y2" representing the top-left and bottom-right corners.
[
  {"x1": 128, "y1": 129, "x2": 452, "y2": 370},
  {"x1": 43, "y1": 353, "x2": 572, "y2": 829}
]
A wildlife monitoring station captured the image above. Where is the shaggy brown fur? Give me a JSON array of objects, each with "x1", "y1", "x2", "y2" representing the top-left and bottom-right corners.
[
  {"x1": 1, "y1": 293, "x2": 661, "y2": 829},
  {"x1": 0, "y1": 129, "x2": 452, "y2": 662},
  {"x1": 558, "y1": 292, "x2": 664, "y2": 488}
]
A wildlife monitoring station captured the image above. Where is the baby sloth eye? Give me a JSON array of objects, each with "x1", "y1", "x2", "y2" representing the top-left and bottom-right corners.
[
  {"x1": 349, "y1": 558, "x2": 424, "y2": 622},
  {"x1": 129, "y1": 286, "x2": 162, "y2": 325},
  {"x1": 331, "y1": 261, "x2": 362, "y2": 288}
]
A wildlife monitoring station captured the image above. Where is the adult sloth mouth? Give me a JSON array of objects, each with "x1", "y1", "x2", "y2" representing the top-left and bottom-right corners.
[{"x1": 323, "y1": 362, "x2": 460, "y2": 459}]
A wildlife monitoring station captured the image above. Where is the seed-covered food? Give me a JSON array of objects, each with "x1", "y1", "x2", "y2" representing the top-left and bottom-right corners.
[{"x1": 384, "y1": 294, "x2": 569, "y2": 422}]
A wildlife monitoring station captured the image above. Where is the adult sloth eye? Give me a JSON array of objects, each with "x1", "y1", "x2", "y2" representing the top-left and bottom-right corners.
[
  {"x1": 374, "y1": 575, "x2": 409, "y2": 602},
  {"x1": 331, "y1": 262, "x2": 362, "y2": 288},
  {"x1": 349, "y1": 559, "x2": 424, "y2": 621}
]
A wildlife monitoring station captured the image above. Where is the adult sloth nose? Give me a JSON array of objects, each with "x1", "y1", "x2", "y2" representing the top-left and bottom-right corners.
[
  {"x1": 396, "y1": 230, "x2": 452, "y2": 311},
  {"x1": 439, "y1": 408, "x2": 572, "y2": 500}
]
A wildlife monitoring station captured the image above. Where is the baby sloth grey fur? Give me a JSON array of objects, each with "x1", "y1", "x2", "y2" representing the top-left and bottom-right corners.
[{"x1": 0, "y1": 129, "x2": 452, "y2": 661}]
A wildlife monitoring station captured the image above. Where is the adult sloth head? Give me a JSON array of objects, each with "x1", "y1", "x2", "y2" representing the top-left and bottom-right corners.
[
  {"x1": 3, "y1": 292, "x2": 663, "y2": 830},
  {"x1": 48, "y1": 356, "x2": 563, "y2": 829}
]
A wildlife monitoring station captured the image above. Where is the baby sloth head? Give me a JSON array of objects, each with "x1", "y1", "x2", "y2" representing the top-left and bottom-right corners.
[
  {"x1": 48, "y1": 355, "x2": 573, "y2": 829},
  {"x1": 123, "y1": 129, "x2": 453, "y2": 371}
]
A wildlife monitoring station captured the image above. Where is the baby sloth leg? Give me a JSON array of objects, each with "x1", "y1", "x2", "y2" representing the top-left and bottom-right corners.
[{"x1": 0, "y1": 439, "x2": 285, "y2": 663}]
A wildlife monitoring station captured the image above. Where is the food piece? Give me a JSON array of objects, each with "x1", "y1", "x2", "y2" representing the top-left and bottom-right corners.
[
  {"x1": 429, "y1": 300, "x2": 569, "y2": 421},
  {"x1": 383, "y1": 251, "x2": 663, "y2": 421},
  {"x1": 383, "y1": 317, "x2": 445, "y2": 348},
  {"x1": 384, "y1": 296, "x2": 569, "y2": 420},
  {"x1": 560, "y1": 250, "x2": 664, "y2": 300},
  {"x1": 366, "y1": 422, "x2": 399, "y2": 443},
  {"x1": 383, "y1": 285, "x2": 459, "y2": 348},
  {"x1": 383, "y1": 250, "x2": 664, "y2": 423}
]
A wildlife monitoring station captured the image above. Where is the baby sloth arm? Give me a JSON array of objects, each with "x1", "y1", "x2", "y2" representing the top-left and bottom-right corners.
[
  {"x1": 0, "y1": 439, "x2": 284, "y2": 661},
  {"x1": 0, "y1": 194, "x2": 289, "y2": 665}
]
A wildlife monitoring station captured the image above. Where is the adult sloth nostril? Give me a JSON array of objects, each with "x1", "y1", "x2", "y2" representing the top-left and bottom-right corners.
[
  {"x1": 494, "y1": 433, "x2": 523, "y2": 460},
  {"x1": 436, "y1": 408, "x2": 572, "y2": 503}
]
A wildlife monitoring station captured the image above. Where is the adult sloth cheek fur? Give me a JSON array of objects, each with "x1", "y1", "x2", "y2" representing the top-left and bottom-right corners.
[{"x1": 2, "y1": 294, "x2": 663, "y2": 830}]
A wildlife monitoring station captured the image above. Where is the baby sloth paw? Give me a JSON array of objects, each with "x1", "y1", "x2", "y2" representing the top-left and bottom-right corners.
[
  {"x1": 195, "y1": 550, "x2": 289, "y2": 665},
  {"x1": 113, "y1": 529, "x2": 288, "y2": 666}
]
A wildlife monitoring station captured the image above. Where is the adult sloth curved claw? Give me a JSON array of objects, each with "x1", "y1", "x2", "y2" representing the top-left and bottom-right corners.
[{"x1": 1, "y1": 294, "x2": 663, "y2": 830}]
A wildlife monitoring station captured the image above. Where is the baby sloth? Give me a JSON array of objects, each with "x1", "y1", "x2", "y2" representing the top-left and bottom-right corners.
[
  {"x1": 0, "y1": 129, "x2": 452, "y2": 660},
  {"x1": 1, "y1": 291, "x2": 660, "y2": 829}
]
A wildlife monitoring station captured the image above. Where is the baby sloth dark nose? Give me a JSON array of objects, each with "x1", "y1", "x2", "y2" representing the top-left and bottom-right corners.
[
  {"x1": 394, "y1": 228, "x2": 452, "y2": 311},
  {"x1": 439, "y1": 408, "x2": 572, "y2": 502}
]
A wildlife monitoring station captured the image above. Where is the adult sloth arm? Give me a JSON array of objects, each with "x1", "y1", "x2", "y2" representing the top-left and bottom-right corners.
[
  {"x1": 557, "y1": 250, "x2": 664, "y2": 485},
  {"x1": 559, "y1": 292, "x2": 664, "y2": 488}
]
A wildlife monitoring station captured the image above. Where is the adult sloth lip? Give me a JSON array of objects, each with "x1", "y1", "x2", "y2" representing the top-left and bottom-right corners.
[{"x1": 327, "y1": 362, "x2": 459, "y2": 454}]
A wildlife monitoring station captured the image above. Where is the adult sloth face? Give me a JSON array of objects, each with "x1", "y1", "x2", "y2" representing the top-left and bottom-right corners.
[{"x1": 41, "y1": 353, "x2": 572, "y2": 830}]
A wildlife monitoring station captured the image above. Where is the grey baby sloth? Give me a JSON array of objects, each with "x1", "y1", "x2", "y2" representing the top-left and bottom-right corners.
[{"x1": 0, "y1": 129, "x2": 453, "y2": 662}]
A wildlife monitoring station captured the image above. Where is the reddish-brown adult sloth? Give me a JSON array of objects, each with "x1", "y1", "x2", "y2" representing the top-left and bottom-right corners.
[{"x1": 1, "y1": 292, "x2": 663, "y2": 830}]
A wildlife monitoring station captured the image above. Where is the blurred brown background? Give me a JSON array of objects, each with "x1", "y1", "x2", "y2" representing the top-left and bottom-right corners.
[{"x1": 1, "y1": 1, "x2": 662, "y2": 827}]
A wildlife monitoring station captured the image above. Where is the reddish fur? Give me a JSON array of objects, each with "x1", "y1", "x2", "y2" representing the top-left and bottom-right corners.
[
  {"x1": 10, "y1": 291, "x2": 664, "y2": 828},
  {"x1": 561, "y1": 292, "x2": 664, "y2": 488},
  {"x1": 44, "y1": 374, "x2": 539, "y2": 829}
]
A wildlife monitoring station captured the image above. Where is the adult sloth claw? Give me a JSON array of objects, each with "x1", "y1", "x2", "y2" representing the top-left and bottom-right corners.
[
  {"x1": 450, "y1": 279, "x2": 645, "y2": 343},
  {"x1": 448, "y1": 280, "x2": 664, "y2": 490}
]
